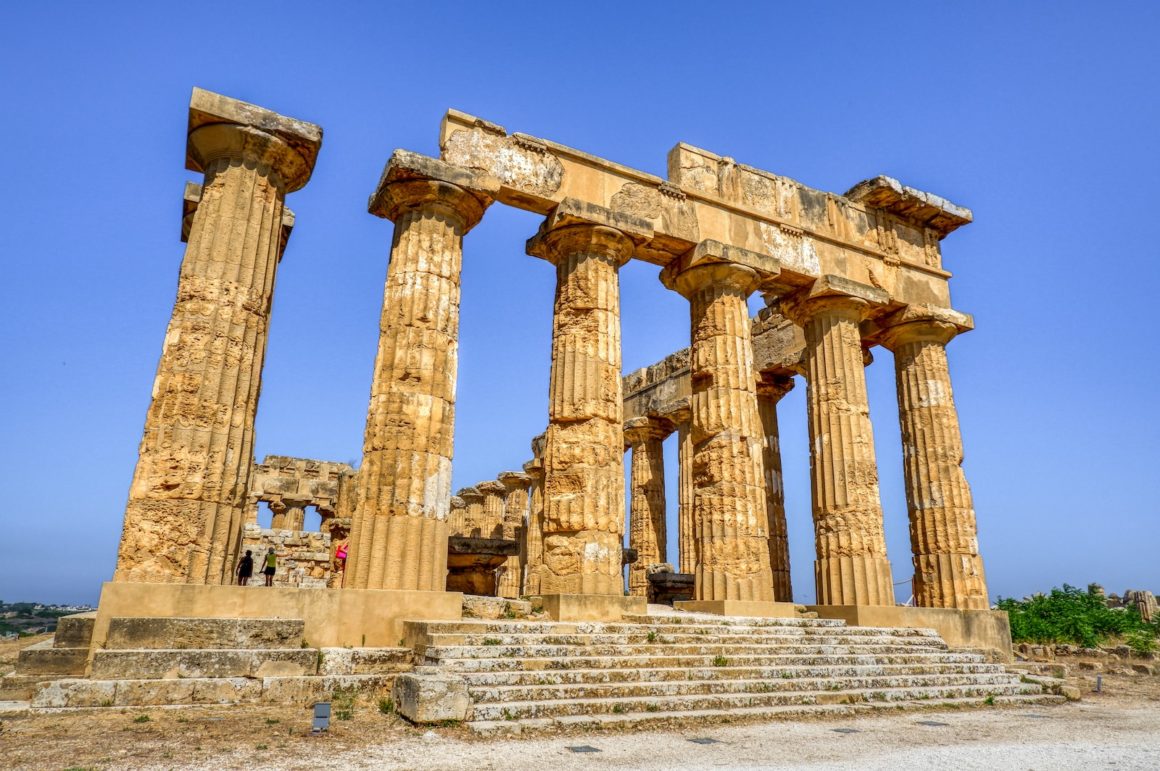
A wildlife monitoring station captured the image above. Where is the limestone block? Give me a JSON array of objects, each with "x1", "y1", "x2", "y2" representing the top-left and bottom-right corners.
[
  {"x1": 32, "y1": 679, "x2": 116, "y2": 708},
  {"x1": 392, "y1": 668, "x2": 471, "y2": 724}
]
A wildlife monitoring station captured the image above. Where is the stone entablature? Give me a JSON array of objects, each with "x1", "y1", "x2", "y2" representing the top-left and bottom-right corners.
[{"x1": 247, "y1": 455, "x2": 356, "y2": 525}]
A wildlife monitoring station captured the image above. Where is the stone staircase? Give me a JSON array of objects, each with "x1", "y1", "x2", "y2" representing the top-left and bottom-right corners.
[
  {"x1": 9, "y1": 617, "x2": 410, "y2": 709},
  {"x1": 408, "y1": 612, "x2": 1064, "y2": 733},
  {"x1": 1, "y1": 612, "x2": 95, "y2": 701}
]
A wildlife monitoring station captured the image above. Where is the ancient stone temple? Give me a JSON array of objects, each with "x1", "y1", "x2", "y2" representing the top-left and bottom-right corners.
[{"x1": 10, "y1": 86, "x2": 1056, "y2": 724}]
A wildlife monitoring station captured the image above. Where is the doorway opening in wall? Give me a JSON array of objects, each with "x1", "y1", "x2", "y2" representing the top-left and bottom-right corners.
[{"x1": 256, "y1": 501, "x2": 274, "y2": 529}]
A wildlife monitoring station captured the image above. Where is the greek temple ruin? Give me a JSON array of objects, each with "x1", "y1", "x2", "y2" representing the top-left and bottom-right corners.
[{"x1": 7, "y1": 88, "x2": 1058, "y2": 724}]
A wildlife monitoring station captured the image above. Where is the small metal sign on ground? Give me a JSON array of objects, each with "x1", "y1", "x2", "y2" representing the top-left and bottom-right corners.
[
  {"x1": 832, "y1": 727, "x2": 860, "y2": 734},
  {"x1": 915, "y1": 719, "x2": 949, "y2": 727},
  {"x1": 312, "y1": 702, "x2": 331, "y2": 733},
  {"x1": 566, "y1": 745, "x2": 601, "y2": 753},
  {"x1": 688, "y1": 737, "x2": 722, "y2": 745}
]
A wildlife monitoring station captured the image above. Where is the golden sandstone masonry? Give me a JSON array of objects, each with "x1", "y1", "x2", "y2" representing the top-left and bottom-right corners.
[{"x1": 110, "y1": 90, "x2": 993, "y2": 643}]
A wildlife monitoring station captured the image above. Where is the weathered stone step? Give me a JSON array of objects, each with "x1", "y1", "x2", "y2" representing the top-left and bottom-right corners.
[
  {"x1": 434, "y1": 650, "x2": 987, "y2": 672},
  {"x1": 595, "y1": 622, "x2": 939, "y2": 639},
  {"x1": 424, "y1": 632, "x2": 948, "y2": 650},
  {"x1": 469, "y1": 682, "x2": 1047, "y2": 721},
  {"x1": 317, "y1": 647, "x2": 413, "y2": 675},
  {"x1": 15, "y1": 640, "x2": 88, "y2": 676},
  {"x1": 53, "y1": 612, "x2": 97, "y2": 649},
  {"x1": 468, "y1": 693, "x2": 1066, "y2": 734},
  {"x1": 457, "y1": 662, "x2": 1009, "y2": 687},
  {"x1": 427, "y1": 641, "x2": 948, "y2": 660},
  {"x1": 623, "y1": 614, "x2": 847, "y2": 629},
  {"x1": 90, "y1": 648, "x2": 319, "y2": 680},
  {"x1": 104, "y1": 617, "x2": 305, "y2": 650},
  {"x1": 0, "y1": 674, "x2": 53, "y2": 701},
  {"x1": 31, "y1": 673, "x2": 394, "y2": 709},
  {"x1": 467, "y1": 672, "x2": 1024, "y2": 704}
]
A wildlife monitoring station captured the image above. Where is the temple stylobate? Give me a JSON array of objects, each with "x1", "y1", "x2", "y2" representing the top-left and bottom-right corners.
[{"x1": 106, "y1": 88, "x2": 998, "y2": 656}]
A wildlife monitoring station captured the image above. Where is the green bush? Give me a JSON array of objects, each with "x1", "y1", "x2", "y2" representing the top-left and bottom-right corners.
[{"x1": 997, "y1": 584, "x2": 1159, "y2": 649}]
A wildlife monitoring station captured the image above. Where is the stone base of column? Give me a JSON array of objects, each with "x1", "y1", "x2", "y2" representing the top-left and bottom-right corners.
[
  {"x1": 89, "y1": 582, "x2": 463, "y2": 650},
  {"x1": 914, "y1": 553, "x2": 989, "y2": 610},
  {"x1": 538, "y1": 530, "x2": 624, "y2": 596},
  {"x1": 673, "y1": 600, "x2": 799, "y2": 618},
  {"x1": 537, "y1": 593, "x2": 647, "y2": 622},
  {"x1": 815, "y1": 555, "x2": 896, "y2": 606},
  {"x1": 806, "y1": 604, "x2": 1013, "y2": 662}
]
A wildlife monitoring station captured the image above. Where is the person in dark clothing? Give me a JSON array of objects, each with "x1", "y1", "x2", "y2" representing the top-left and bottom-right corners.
[{"x1": 236, "y1": 550, "x2": 254, "y2": 586}]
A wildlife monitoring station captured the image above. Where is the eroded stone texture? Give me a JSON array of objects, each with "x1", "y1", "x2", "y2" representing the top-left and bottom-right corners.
[
  {"x1": 663, "y1": 245, "x2": 778, "y2": 603},
  {"x1": 496, "y1": 472, "x2": 531, "y2": 598},
  {"x1": 476, "y1": 481, "x2": 507, "y2": 541},
  {"x1": 448, "y1": 496, "x2": 467, "y2": 536},
  {"x1": 456, "y1": 487, "x2": 485, "y2": 539},
  {"x1": 527, "y1": 201, "x2": 651, "y2": 596},
  {"x1": 782, "y1": 277, "x2": 895, "y2": 606},
  {"x1": 880, "y1": 307, "x2": 987, "y2": 610},
  {"x1": 757, "y1": 373, "x2": 794, "y2": 602},
  {"x1": 114, "y1": 89, "x2": 321, "y2": 585},
  {"x1": 522, "y1": 455, "x2": 545, "y2": 596},
  {"x1": 346, "y1": 152, "x2": 496, "y2": 591},
  {"x1": 623, "y1": 417, "x2": 673, "y2": 597}
]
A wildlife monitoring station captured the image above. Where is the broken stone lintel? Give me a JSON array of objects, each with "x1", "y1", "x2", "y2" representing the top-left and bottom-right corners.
[
  {"x1": 844, "y1": 175, "x2": 972, "y2": 238},
  {"x1": 181, "y1": 181, "x2": 295, "y2": 247},
  {"x1": 187, "y1": 87, "x2": 322, "y2": 177}
]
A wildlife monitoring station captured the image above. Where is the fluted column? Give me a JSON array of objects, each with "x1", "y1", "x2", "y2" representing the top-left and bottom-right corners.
[
  {"x1": 676, "y1": 413, "x2": 695, "y2": 575},
  {"x1": 522, "y1": 457, "x2": 546, "y2": 595},
  {"x1": 346, "y1": 153, "x2": 495, "y2": 591},
  {"x1": 114, "y1": 89, "x2": 321, "y2": 585},
  {"x1": 667, "y1": 257, "x2": 775, "y2": 603},
  {"x1": 624, "y1": 417, "x2": 673, "y2": 597},
  {"x1": 448, "y1": 495, "x2": 467, "y2": 537},
  {"x1": 456, "y1": 487, "x2": 485, "y2": 539},
  {"x1": 498, "y1": 471, "x2": 532, "y2": 598},
  {"x1": 757, "y1": 373, "x2": 794, "y2": 602},
  {"x1": 880, "y1": 308, "x2": 988, "y2": 609},
  {"x1": 526, "y1": 200, "x2": 650, "y2": 596},
  {"x1": 477, "y1": 481, "x2": 507, "y2": 542},
  {"x1": 783, "y1": 278, "x2": 895, "y2": 606}
]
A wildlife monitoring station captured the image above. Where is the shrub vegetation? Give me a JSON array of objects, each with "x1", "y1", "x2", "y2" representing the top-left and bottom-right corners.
[{"x1": 997, "y1": 584, "x2": 1160, "y2": 650}]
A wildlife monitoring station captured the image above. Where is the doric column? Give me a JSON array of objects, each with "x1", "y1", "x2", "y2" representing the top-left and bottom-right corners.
[
  {"x1": 270, "y1": 503, "x2": 306, "y2": 531},
  {"x1": 675, "y1": 410, "x2": 695, "y2": 575},
  {"x1": 623, "y1": 416, "x2": 674, "y2": 597},
  {"x1": 448, "y1": 495, "x2": 467, "y2": 537},
  {"x1": 497, "y1": 471, "x2": 532, "y2": 598},
  {"x1": 879, "y1": 306, "x2": 988, "y2": 609},
  {"x1": 476, "y1": 481, "x2": 507, "y2": 542},
  {"x1": 782, "y1": 276, "x2": 895, "y2": 606},
  {"x1": 346, "y1": 152, "x2": 496, "y2": 591},
  {"x1": 114, "y1": 88, "x2": 321, "y2": 585},
  {"x1": 756, "y1": 373, "x2": 795, "y2": 602},
  {"x1": 456, "y1": 487, "x2": 485, "y2": 539},
  {"x1": 526, "y1": 199, "x2": 651, "y2": 596},
  {"x1": 661, "y1": 242, "x2": 779, "y2": 603},
  {"x1": 522, "y1": 456, "x2": 546, "y2": 595}
]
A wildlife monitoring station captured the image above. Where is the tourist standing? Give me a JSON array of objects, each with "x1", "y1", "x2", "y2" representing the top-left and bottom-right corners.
[
  {"x1": 263, "y1": 548, "x2": 277, "y2": 587},
  {"x1": 236, "y1": 550, "x2": 254, "y2": 586}
]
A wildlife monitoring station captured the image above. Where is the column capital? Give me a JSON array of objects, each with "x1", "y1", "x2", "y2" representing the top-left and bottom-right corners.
[
  {"x1": 476, "y1": 480, "x2": 506, "y2": 497},
  {"x1": 656, "y1": 396, "x2": 691, "y2": 427},
  {"x1": 522, "y1": 458, "x2": 544, "y2": 480},
  {"x1": 779, "y1": 274, "x2": 890, "y2": 326},
  {"x1": 756, "y1": 372, "x2": 795, "y2": 402},
  {"x1": 498, "y1": 471, "x2": 533, "y2": 494},
  {"x1": 186, "y1": 88, "x2": 322, "y2": 193},
  {"x1": 660, "y1": 239, "x2": 779, "y2": 298},
  {"x1": 368, "y1": 150, "x2": 499, "y2": 228},
  {"x1": 449, "y1": 495, "x2": 466, "y2": 511},
  {"x1": 875, "y1": 304, "x2": 974, "y2": 351},
  {"x1": 456, "y1": 486, "x2": 483, "y2": 505},
  {"x1": 623, "y1": 415, "x2": 676, "y2": 448},
  {"x1": 526, "y1": 197, "x2": 652, "y2": 266}
]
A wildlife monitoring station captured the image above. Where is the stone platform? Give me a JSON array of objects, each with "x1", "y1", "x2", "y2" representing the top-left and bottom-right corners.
[
  {"x1": 92, "y1": 582, "x2": 463, "y2": 649},
  {"x1": 807, "y1": 605, "x2": 1013, "y2": 662}
]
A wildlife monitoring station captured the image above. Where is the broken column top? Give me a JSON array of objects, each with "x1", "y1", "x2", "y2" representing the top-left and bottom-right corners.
[
  {"x1": 844, "y1": 176, "x2": 972, "y2": 238},
  {"x1": 186, "y1": 87, "x2": 322, "y2": 185}
]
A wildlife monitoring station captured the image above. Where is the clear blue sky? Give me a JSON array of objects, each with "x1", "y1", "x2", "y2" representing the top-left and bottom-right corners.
[{"x1": 1, "y1": 2, "x2": 1156, "y2": 606}]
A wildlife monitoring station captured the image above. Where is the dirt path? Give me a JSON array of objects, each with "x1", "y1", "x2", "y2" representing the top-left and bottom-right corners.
[{"x1": 2, "y1": 675, "x2": 1157, "y2": 769}]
